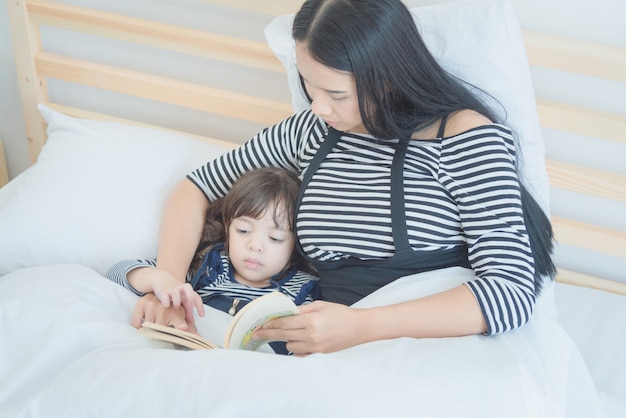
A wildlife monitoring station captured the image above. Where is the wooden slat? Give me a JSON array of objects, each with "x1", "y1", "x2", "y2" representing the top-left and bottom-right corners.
[
  {"x1": 200, "y1": 0, "x2": 303, "y2": 15},
  {"x1": 0, "y1": 139, "x2": 9, "y2": 188},
  {"x1": 524, "y1": 30, "x2": 626, "y2": 84},
  {"x1": 7, "y1": 0, "x2": 49, "y2": 163},
  {"x1": 35, "y1": 52, "x2": 293, "y2": 126},
  {"x1": 536, "y1": 98, "x2": 626, "y2": 144},
  {"x1": 552, "y1": 216, "x2": 626, "y2": 259},
  {"x1": 44, "y1": 102, "x2": 238, "y2": 151},
  {"x1": 557, "y1": 268, "x2": 626, "y2": 296},
  {"x1": 27, "y1": 0, "x2": 284, "y2": 73},
  {"x1": 546, "y1": 159, "x2": 626, "y2": 203}
]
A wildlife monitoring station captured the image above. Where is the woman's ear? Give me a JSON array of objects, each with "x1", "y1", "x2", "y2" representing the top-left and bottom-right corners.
[{"x1": 298, "y1": 73, "x2": 313, "y2": 104}]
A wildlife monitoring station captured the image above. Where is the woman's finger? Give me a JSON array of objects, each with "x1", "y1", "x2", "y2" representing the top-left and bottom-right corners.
[
  {"x1": 170, "y1": 315, "x2": 189, "y2": 331},
  {"x1": 261, "y1": 313, "x2": 307, "y2": 330},
  {"x1": 130, "y1": 302, "x2": 145, "y2": 328},
  {"x1": 286, "y1": 341, "x2": 313, "y2": 356},
  {"x1": 254, "y1": 321, "x2": 307, "y2": 344},
  {"x1": 252, "y1": 310, "x2": 310, "y2": 342}
]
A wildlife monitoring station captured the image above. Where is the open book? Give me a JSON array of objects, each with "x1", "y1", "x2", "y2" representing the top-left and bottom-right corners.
[{"x1": 138, "y1": 291, "x2": 299, "y2": 351}]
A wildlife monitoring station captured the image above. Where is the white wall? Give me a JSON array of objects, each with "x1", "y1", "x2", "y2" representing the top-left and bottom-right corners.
[{"x1": 0, "y1": 1, "x2": 28, "y2": 179}]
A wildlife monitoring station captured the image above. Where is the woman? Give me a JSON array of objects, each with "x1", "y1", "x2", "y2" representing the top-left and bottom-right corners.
[{"x1": 133, "y1": 0, "x2": 555, "y2": 354}]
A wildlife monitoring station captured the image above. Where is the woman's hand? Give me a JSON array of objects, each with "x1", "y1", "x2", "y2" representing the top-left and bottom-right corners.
[
  {"x1": 253, "y1": 301, "x2": 366, "y2": 355},
  {"x1": 131, "y1": 292, "x2": 198, "y2": 333}
]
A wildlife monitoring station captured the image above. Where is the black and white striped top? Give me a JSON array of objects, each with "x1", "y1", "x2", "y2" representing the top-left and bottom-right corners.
[{"x1": 188, "y1": 110, "x2": 536, "y2": 335}]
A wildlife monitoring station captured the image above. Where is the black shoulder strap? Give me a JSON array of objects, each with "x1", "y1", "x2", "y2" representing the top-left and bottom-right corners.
[{"x1": 437, "y1": 114, "x2": 449, "y2": 139}]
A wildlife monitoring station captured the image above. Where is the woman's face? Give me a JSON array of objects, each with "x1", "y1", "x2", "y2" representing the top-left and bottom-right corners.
[
  {"x1": 295, "y1": 43, "x2": 366, "y2": 134},
  {"x1": 227, "y1": 209, "x2": 295, "y2": 288}
]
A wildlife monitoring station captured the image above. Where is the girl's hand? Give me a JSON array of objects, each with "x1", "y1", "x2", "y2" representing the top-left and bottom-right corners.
[
  {"x1": 253, "y1": 301, "x2": 366, "y2": 355},
  {"x1": 150, "y1": 269, "x2": 205, "y2": 323},
  {"x1": 127, "y1": 266, "x2": 205, "y2": 323},
  {"x1": 131, "y1": 292, "x2": 198, "y2": 333}
]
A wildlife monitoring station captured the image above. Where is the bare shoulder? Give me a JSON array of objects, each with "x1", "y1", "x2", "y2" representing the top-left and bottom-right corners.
[{"x1": 443, "y1": 109, "x2": 493, "y2": 137}]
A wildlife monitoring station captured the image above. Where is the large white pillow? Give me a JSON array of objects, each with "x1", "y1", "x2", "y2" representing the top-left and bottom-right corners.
[
  {"x1": 0, "y1": 105, "x2": 230, "y2": 276},
  {"x1": 264, "y1": 0, "x2": 549, "y2": 211}
]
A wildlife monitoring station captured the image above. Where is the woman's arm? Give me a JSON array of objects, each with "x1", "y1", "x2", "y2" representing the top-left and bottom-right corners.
[
  {"x1": 155, "y1": 177, "x2": 209, "y2": 281},
  {"x1": 130, "y1": 178, "x2": 209, "y2": 327},
  {"x1": 255, "y1": 111, "x2": 533, "y2": 353},
  {"x1": 441, "y1": 113, "x2": 537, "y2": 335},
  {"x1": 255, "y1": 284, "x2": 486, "y2": 354}
]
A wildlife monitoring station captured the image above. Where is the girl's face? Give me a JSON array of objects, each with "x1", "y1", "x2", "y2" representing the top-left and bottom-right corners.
[
  {"x1": 227, "y1": 209, "x2": 295, "y2": 288},
  {"x1": 295, "y1": 43, "x2": 366, "y2": 134}
]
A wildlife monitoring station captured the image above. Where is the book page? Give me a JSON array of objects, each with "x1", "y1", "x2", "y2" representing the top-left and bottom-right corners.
[
  {"x1": 224, "y1": 292, "x2": 299, "y2": 350},
  {"x1": 139, "y1": 321, "x2": 219, "y2": 350}
]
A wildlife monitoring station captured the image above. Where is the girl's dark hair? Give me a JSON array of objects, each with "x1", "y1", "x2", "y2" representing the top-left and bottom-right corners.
[
  {"x1": 292, "y1": 0, "x2": 498, "y2": 140},
  {"x1": 292, "y1": 0, "x2": 555, "y2": 293},
  {"x1": 190, "y1": 167, "x2": 314, "y2": 275}
]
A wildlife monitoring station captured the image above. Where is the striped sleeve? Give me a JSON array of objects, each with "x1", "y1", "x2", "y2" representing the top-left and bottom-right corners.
[
  {"x1": 105, "y1": 259, "x2": 194, "y2": 296},
  {"x1": 187, "y1": 110, "x2": 324, "y2": 201},
  {"x1": 105, "y1": 259, "x2": 158, "y2": 296},
  {"x1": 440, "y1": 126, "x2": 536, "y2": 335}
]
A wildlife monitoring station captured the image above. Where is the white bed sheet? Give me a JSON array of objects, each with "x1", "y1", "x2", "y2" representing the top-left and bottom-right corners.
[
  {"x1": 554, "y1": 283, "x2": 626, "y2": 416},
  {"x1": 0, "y1": 264, "x2": 605, "y2": 418},
  {"x1": 0, "y1": 1, "x2": 621, "y2": 414}
]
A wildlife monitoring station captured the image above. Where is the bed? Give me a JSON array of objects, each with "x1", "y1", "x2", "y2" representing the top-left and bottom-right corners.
[{"x1": 1, "y1": 0, "x2": 625, "y2": 417}]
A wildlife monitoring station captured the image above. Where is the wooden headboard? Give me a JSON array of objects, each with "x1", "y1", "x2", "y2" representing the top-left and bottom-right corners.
[{"x1": 7, "y1": 0, "x2": 626, "y2": 295}]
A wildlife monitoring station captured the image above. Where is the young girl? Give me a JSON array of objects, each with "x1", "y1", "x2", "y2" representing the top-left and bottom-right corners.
[{"x1": 106, "y1": 167, "x2": 319, "y2": 335}]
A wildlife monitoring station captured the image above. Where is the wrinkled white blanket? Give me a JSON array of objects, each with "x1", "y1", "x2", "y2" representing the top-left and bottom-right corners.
[{"x1": 0, "y1": 264, "x2": 604, "y2": 418}]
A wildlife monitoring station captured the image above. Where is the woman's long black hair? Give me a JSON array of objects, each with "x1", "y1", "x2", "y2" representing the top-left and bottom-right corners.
[
  {"x1": 292, "y1": 0, "x2": 555, "y2": 293},
  {"x1": 292, "y1": 0, "x2": 498, "y2": 139}
]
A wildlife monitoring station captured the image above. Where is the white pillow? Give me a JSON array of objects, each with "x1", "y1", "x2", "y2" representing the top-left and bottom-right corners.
[
  {"x1": 264, "y1": 0, "x2": 549, "y2": 211},
  {"x1": 0, "y1": 105, "x2": 229, "y2": 276}
]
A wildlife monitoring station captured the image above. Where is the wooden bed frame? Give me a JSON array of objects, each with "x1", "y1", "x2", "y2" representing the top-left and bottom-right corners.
[{"x1": 6, "y1": 0, "x2": 626, "y2": 296}]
